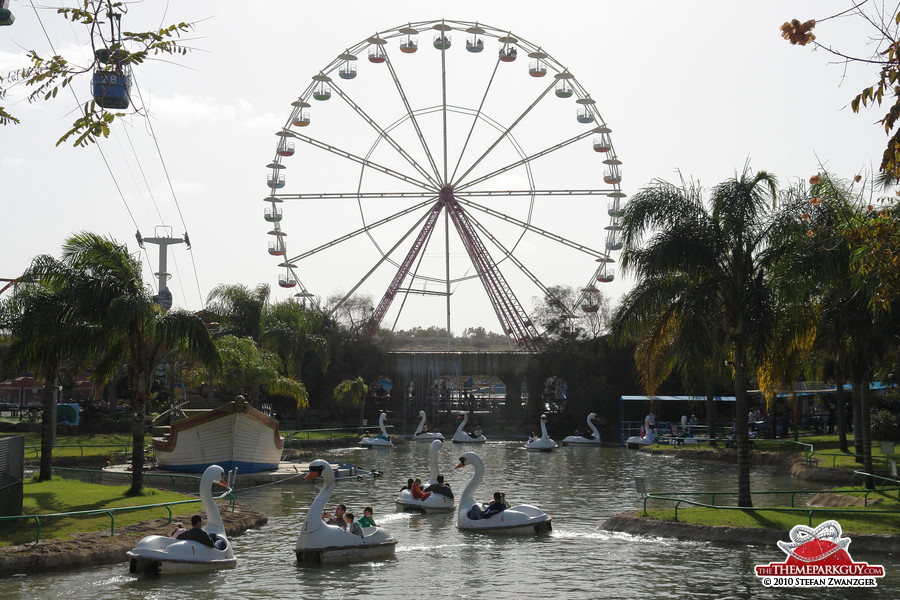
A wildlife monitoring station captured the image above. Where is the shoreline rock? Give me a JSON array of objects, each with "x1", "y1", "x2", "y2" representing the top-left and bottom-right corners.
[{"x1": 0, "y1": 500, "x2": 267, "y2": 577}]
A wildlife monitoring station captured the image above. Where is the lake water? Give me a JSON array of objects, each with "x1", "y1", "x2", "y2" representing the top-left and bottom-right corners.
[{"x1": 2, "y1": 442, "x2": 898, "y2": 599}]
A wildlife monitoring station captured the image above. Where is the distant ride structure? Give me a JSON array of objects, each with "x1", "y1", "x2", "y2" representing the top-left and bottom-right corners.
[{"x1": 264, "y1": 19, "x2": 625, "y2": 350}]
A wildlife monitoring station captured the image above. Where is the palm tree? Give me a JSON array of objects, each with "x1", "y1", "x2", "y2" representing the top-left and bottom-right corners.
[
  {"x1": 333, "y1": 377, "x2": 369, "y2": 424},
  {"x1": 0, "y1": 277, "x2": 88, "y2": 480},
  {"x1": 26, "y1": 232, "x2": 219, "y2": 495},
  {"x1": 617, "y1": 167, "x2": 779, "y2": 507},
  {"x1": 206, "y1": 283, "x2": 270, "y2": 342}
]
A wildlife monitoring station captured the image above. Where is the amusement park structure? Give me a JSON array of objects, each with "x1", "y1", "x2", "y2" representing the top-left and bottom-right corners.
[{"x1": 263, "y1": 19, "x2": 625, "y2": 350}]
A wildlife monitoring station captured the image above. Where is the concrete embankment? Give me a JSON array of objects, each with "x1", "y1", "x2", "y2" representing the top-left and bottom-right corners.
[{"x1": 0, "y1": 501, "x2": 267, "y2": 577}]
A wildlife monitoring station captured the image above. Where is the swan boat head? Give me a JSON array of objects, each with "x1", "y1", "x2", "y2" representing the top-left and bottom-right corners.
[{"x1": 127, "y1": 464, "x2": 236, "y2": 574}]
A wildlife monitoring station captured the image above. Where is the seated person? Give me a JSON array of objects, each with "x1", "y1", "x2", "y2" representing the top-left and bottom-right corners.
[
  {"x1": 527, "y1": 431, "x2": 539, "y2": 444},
  {"x1": 411, "y1": 478, "x2": 431, "y2": 500},
  {"x1": 176, "y1": 514, "x2": 214, "y2": 548},
  {"x1": 323, "y1": 503, "x2": 347, "y2": 529},
  {"x1": 344, "y1": 512, "x2": 364, "y2": 537},
  {"x1": 358, "y1": 506, "x2": 377, "y2": 528},
  {"x1": 482, "y1": 491, "x2": 507, "y2": 518},
  {"x1": 424, "y1": 475, "x2": 453, "y2": 498},
  {"x1": 400, "y1": 478, "x2": 414, "y2": 492},
  {"x1": 170, "y1": 522, "x2": 186, "y2": 538}
]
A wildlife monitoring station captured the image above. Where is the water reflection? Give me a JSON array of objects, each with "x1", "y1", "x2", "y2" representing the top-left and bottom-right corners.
[{"x1": 3, "y1": 442, "x2": 898, "y2": 599}]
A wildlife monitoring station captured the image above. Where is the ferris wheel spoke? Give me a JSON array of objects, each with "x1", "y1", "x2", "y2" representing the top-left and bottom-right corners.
[
  {"x1": 287, "y1": 198, "x2": 437, "y2": 262},
  {"x1": 457, "y1": 196, "x2": 611, "y2": 260},
  {"x1": 458, "y1": 189, "x2": 614, "y2": 197},
  {"x1": 464, "y1": 211, "x2": 574, "y2": 317},
  {"x1": 328, "y1": 80, "x2": 441, "y2": 189},
  {"x1": 450, "y1": 56, "x2": 502, "y2": 185},
  {"x1": 328, "y1": 199, "x2": 443, "y2": 318},
  {"x1": 383, "y1": 53, "x2": 443, "y2": 185},
  {"x1": 273, "y1": 191, "x2": 441, "y2": 201},
  {"x1": 456, "y1": 127, "x2": 598, "y2": 192},
  {"x1": 451, "y1": 78, "x2": 557, "y2": 188},
  {"x1": 281, "y1": 130, "x2": 433, "y2": 191}
]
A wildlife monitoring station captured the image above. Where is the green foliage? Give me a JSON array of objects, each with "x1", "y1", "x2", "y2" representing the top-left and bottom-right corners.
[{"x1": 871, "y1": 408, "x2": 900, "y2": 441}]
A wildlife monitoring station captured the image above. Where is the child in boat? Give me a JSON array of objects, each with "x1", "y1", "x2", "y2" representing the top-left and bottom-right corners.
[
  {"x1": 411, "y1": 478, "x2": 431, "y2": 500},
  {"x1": 170, "y1": 522, "x2": 186, "y2": 538},
  {"x1": 358, "y1": 506, "x2": 377, "y2": 528},
  {"x1": 344, "y1": 512, "x2": 364, "y2": 537}
]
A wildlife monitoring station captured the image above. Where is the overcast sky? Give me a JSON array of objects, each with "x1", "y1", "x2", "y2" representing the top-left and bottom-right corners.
[{"x1": 0, "y1": 1, "x2": 888, "y2": 334}]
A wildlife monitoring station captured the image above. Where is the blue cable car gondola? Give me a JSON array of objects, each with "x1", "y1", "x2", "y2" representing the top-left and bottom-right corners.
[{"x1": 91, "y1": 13, "x2": 131, "y2": 109}]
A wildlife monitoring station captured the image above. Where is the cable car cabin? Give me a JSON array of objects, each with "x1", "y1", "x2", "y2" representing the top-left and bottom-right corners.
[
  {"x1": 292, "y1": 112, "x2": 310, "y2": 127},
  {"x1": 466, "y1": 37, "x2": 484, "y2": 53},
  {"x1": 581, "y1": 304, "x2": 600, "y2": 313},
  {"x1": 400, "y1": 39, "x2": 418, "y2": 53},
  {"x1": 499, "y1": 47, "x2": 517, "y2": 62},
  {"x1": 529, "y1": 61, "x2": 547, "y2": 77},
  {"x1": 267, "y1": 174, "x2": 285, "y2": 189},
  {"x1": 576, "y1": 109, "x2": 594, "y2": 124},
  {"x1": 555, "y1": 82, "x2": 573, "y2": 98},
  {"x1": 597, "y1": 270, "x2": 615, "y2": 283},
  {"x1": 605, "y1": 239, "x2": 623, "y2": 251},
  {"x1": 593, "y1": 136, "x2": 611, "y2": 152},
  {"x1": 368, "y1": 47, "x2": 387, "y2": 63},
  {"x1": 603, "y1": 167, "x2": 621, "y2": 184},
  {"x1": 312, "y1": 83, "x2": 332, "y2": 101},
  {"x1": 278, "y1": 275, "x2": 296, "y2": 288},
  {"x1": 608, "y1": 202, "x2": 625, "y2": 217},
  {"x1": 268, "y1": 241, "x2": 286, "y2": 256},
  {"x1": 433, "y1": 34, "x2": 451, "y2": 50},
  {"x1": 264, "y1": 207, "x2": 283, "y2": 222},
  {"x1": 92, "y1": 69, "x2": 131, "y2": 109},
  {"x1": 339, "y1": 64, "x2": 357, "y2": 79},
  {"x1": 277, "y1": 141, "x2": 295, "y2": 157}
]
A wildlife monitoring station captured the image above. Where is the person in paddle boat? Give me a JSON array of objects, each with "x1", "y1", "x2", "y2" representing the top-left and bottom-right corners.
[
  {"x1": 400, "y1": 478, "x2": 414, "y2": 492},
  {"x1": 424, "y1": 474, "x2": 453, "y2": 498},
  {"x1": 411, "y1": 478, "x2": 431, "y2": 500},
  {"x1": 323, "y1": 504, "x2": 347, "y2": 529},
  {"x1": 358, "y1": 506, "x2": 377, "y2": 528},
  {"x1": 345, "y1": 512, "x2": 364, "y2": 537},
  {"x1": 470, "y1": 424, "x2": 483, "y2": 439},
  {"x1": 178, "y1": 515, "x2": 216, "y2": 548},
  {"x1": 482, "y1": 491, "x2": 508, "y2": 518},
  {"x1": 170, "y1": 522, "x2": 186, "y2": 538},
  {"x1": 528, "y1": 431, "x2": 538, "y2": 443}
]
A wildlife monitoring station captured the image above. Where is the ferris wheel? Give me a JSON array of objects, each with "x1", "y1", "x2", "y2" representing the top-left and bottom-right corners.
[{"x1": 264, "y1": 19, "x2": 625, "y2": 351}]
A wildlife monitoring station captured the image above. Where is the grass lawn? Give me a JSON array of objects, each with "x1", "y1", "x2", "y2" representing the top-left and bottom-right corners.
[
  {"x1": 2, "y1": 476, "x2": 198, "y2": 547},
  {"x1": 638, "y1": 486, "x2": 900, "y2": 535}
]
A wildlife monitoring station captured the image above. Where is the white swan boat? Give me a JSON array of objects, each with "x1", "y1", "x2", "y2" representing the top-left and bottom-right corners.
[
  {"x1": 127, "y1": 464, "x2": 237, "y2": 574},
  {"x1": 451, "y1": 411, "x2": 486, "y2": 444},
  {"x1": 360, "y1": 412, "x2": 393, "y2": 448},
  {"x1": 561, "y1": 412, "x2": 602, "y2": 445},
  {"x1": 296, "y1": 459, "x2": 398, "y2": 562},
  {"x1": 411, "y1": 410, "x2": 444, "y2": 441},
  {"x1": 625, "y1": 414, "x2": 656, "y2": 448},
  {"x1": 395, "y1": 439, "x2": 454, "y2": 512},
  {"x1": 152, "y1": 398, "x2": 283, "y2": 473},
  {"x1": 525, "y1": 414, "x2": 557, "y2": 451},
  {"x1": 454, "y1": 452, "x2": 551, "y2": 535}
]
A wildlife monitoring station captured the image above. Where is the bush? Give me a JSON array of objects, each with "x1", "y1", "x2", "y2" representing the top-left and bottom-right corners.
[{"x1": 870, "y1": 409, "x2": 900, "y2": 441}]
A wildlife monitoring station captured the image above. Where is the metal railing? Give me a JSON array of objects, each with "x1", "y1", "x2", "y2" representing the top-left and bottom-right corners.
[
  {"x1": 0, "y1": 486, "x2": 234, "y2": 545},
  {"x1": 642, "y1": 477, "x2": 900, "y2": 526}
]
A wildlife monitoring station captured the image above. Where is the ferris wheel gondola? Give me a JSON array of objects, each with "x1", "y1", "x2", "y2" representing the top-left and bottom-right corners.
[{"x1": 263, "y1": 19, "x2": 626, "y2": 349}]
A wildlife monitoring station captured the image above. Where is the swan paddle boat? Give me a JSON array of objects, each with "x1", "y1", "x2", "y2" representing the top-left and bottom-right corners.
[
  {"x1": 127, "y1": 464, "x2": 237, "y2": 574},
  {"x1": 451, "y1": 411, "x2": 486, "y2": 444},
  {"x1": 296, "y1": 459, "x2": 398, "y2": 563},
  {"x1": 360, "y1": 412, "x2": 393, "y2": 448},
  {"x1": 454, "y1": 452, "x2": 551, "y2": 535},
  {"x1": 395, "y1": 439, "x2": 454, "y2": 512},
  {"x1": 525, "y1": 414, "x2": 557, "y2": 451},
  {"x1": 411, "y1": 410, "x2": 444, "y2": 441},
  {"x1": 625, "y1": 413, "x2": 656, "y2": 448},
  {"x1": 561, "y1": 412, "x2": 602, "y2": 446}
]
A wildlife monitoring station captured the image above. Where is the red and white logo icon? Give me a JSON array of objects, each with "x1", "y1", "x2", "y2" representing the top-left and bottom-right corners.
[{"x1": 755, "y1": 520, "x2": 884, "y2": 588}]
